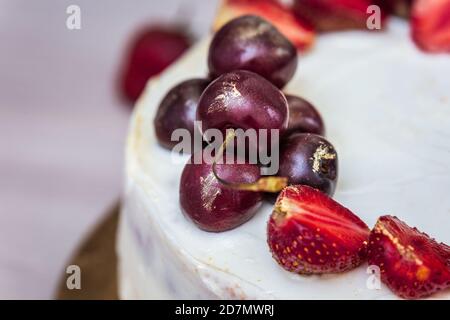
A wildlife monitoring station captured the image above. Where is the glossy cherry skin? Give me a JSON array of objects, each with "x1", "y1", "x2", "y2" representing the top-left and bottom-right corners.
[
  {"x1": 278, "y1": 133, "x2": 338, "y2": 196},
  {"x1": 285, "y1": 94, "x2": 325, "y2": 136},
  {"x1": 208, "y1": 15, "x2": 298, "y2": 88},
  {"x1": 197, "y1": 70, "x2": 289, "y2": 152},
  {"x1": 179, "y1": 150, "x2": 263, "y2": 232},
  {"x1": 154, "y1": 78, "x2": 209, "y2": 150}
]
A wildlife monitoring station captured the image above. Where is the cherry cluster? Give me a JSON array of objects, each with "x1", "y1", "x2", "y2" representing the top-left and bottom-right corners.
[{"x1": 153, "y1": 15, "x2": 337, "y2": 232}]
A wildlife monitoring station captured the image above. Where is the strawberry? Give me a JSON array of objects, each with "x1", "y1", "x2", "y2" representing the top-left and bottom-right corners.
[
  {"x1": 120, "y1": 26, "x2": 191, "y2": 103},
  {"x1": 368, "y1": 215, "x2": 450, "y2": 299},
  {"x1": 293, "y1": 0, "x2": 387, "y2": 32},
  {"x1": 411, "y1": 0, "x2": 450, "y2": 53},
  {"x1": 267, "y1": 185, "x2": 370, "y2": 274},
  {"x1": 213, "y1": 0, "x2": 315, "y2": 50}
]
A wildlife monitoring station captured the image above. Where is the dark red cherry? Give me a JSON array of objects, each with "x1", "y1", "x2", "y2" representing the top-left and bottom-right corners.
[
  {"x1": 208, "y1": 15, "x2": 298, "y2": 88},
  {"x1": 154, "y1": 78, "x2": 209, "y2": 150},
  {"x1": 285, "y1": 94, "x2": 325, "y2": 136},
  {"x1": 179, "y1": 150, "x2": 263, "y2": 232},
  {"x1": 120, "y1": 26, "x2": 191, "y2": 103},
  {"x1": 278, "y1": 133, "x2": 338, "y2": 196},
  {"x1": 376, "y1": 0, "x2": 412, "y2": 18},
  {"x1": 197, "y1": 70, "x2": 289, "y2": 152}
]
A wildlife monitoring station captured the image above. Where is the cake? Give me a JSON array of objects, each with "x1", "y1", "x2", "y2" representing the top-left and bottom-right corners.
[{"x1": 116, "y1": 19, "x2": 450, "y2": 299}]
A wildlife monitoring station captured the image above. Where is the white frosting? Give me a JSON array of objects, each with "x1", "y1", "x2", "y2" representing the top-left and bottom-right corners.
[{"x1": 117, "y1": 19, "x2": 450, "y2": 299}]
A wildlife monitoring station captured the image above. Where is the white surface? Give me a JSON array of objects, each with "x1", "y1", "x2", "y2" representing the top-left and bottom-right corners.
[
  {"x1": 119, "y1": 20, "x2": 450, "y2": 299},
  {"x1": 0, "y1": 0, "x2": 218, "y2": 299}
]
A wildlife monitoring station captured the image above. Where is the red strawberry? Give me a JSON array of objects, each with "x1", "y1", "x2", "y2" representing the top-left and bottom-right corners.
[
  {"x1": 293, "y1": 0, "x2": 387, "y2": 32},
  {"x1": 368, "y1": 215, "x2": 450, "y2": 299},
  {"x1": 120, "y1": 26, "x2": 191, "y2": 103},
  {"x1": 214, "y1": 0, "x2": 315, "y2": 50},
  {"x1": 267, "y1": 185, "x2": 370, "y2": 274},
  {"x1": 411, "y1": 0, "x2": 450, "y2": 53}
]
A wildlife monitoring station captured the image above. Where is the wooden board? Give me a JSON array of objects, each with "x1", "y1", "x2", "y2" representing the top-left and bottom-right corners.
[{"x1": 55, "y1": 203, "x2": 120, "y2": 300}]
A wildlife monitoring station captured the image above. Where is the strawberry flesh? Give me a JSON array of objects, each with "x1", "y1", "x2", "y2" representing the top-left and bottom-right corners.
[
  {"x1": 411, "y1": 0, "x2": 450, "y2": 53},
  {"x1": 368, "y1": 215, "x2": 450, "y2": 299},
  {"x1": 214, "y1": 0, "x2": 315, "y2": 50},
  {"x1": 267, "y1": 185, "x2": 370, "y2": 274},
  {"x1": 293, "y1": 0, "x2": 387, "y2": 32}
]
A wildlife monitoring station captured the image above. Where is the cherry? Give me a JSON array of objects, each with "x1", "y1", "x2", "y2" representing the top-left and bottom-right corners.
[
  {"x1": 180, "y1": 133, "x2": 288, "y2": 232},
  {"x1": 208, "y1": 15, "x2": 298, "y2": 88},
  {"x1": 154, "y1": 78, "x2": 209, "y2": 150},
  {"x1": 285, "y1": 94, "x2": 325, "y2": 136},
  {"x1": 179, "y1": 150, "x2": 263, "y2": 232},
  {"x1": 278, "y1": 133, "x2": 338, "y2": 196},
  {"x1": 120, "y1": 26, "x2": 191, "y2": 103},
  {"x1": 197, "y1": 70, "x2": 289, "y2": 153},
  {"x1": 377, "y1": 0, "x2": 412, "y2": 18}
]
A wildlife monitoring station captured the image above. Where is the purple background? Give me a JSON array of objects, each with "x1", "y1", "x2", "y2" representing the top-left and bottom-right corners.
[{"x1": 0, "y1": 0, "x2": 218, "y2": 299}]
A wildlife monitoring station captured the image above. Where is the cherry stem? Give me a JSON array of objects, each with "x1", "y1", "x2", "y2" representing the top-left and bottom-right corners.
[{"x1": 212, "y1": 130, "x2": 288, "y2": 193}]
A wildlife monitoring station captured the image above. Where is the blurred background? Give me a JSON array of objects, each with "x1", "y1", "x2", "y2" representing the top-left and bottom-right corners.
[{"x1": 0, "y1": 0, "x2": 219, "y2": 299}]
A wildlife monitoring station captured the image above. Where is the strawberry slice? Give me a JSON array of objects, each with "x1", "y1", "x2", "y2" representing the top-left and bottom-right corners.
[
  {"x1": 368, "y1": 215, "x2": 450, "y2": 299},
  {"x1": 293, "y1": 0, "x2": 387, "y2": 32},
  {"x1": 411, "y1": 0, "x2": 450, "y2": 53},
  {"x1": 267, "y1": 185, "x2": 370, "y2": 274},
  {"x1": 213, "y1": 0, "x2": 315, "y2": 50}
]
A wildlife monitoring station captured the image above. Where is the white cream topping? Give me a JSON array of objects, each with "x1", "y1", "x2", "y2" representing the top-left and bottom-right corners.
[{"x1": 117, "y1": 19, "x2": 450, "y2": 299}]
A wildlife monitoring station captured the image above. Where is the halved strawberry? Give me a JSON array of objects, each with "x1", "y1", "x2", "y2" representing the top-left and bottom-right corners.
[
  {"x1": 213, "y1": 0, "x2": 315, "y2": 50},
  {"x1": 293, "y1": 0, "x2": 387, "y2": 32},
  {"x1": 368, "y1": 215, "x2": 450, "y2": 299},
  {"x1": 411, "y1": 0, "x2": 450, "y2": 53},
  {"x1": 267, "y1": 185, "x2": 370, "y2": 274}
]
